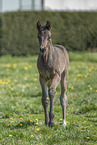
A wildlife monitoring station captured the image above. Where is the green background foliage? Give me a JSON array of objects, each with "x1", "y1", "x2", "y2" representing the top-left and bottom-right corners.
[{"x1": 0, "y1": 12, "x2": 97, "y2": 55}]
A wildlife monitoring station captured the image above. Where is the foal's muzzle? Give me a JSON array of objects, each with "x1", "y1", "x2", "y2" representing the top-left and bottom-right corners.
[{"x1": 40, "y1": 47, "x2": 46, "y2": 53}]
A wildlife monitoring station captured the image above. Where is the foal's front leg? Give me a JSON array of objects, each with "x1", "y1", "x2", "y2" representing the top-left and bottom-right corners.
[
  {"x1": 39, "y1": 75, "x2": 49, "y2": 125},
  {"x1": 48, "y1": 73, "x2": 60, "y2": 127}
]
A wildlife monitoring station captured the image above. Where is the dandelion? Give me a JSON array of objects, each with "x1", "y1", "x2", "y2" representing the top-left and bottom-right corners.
[
  {"x1": 7, "y1": 64, "x2": 10, "y2": 67},
  {"x1": 24, "y1": 67, "x2": 28, "y2": 70},
  {"x1": 96, "y1": 90, "x2": 97, "y2": 92},
  {"x1": 35, "y1": 126, "x2": 37, "y2": 129},
  {"x1": 11, "y1": 121, "x2": 14, "y2": 123},
  {"x1": 20, "y1": 118, "x2": 23, "y2": 120},
  {"x1": 87, "y1": 73, "x2": 89, "y2": 76},
  {"x1": 13, "y1": 64, "x2": 17, "y2": 69},
  {"x1": 8, "y1": 124, "x2": 11, "y2": 126},
  {"x1": 35, "y1": 122, "x2": 38, "y2": 125},
  {"x1": 10, "y1": 118, "x2": 13, "y2": 120},
  {"x1": 34, "y1": 78, "x2": 37, "y2": 81},
  {"x1": 31, "y1": 135, "x2": 34, "y2": 137},
  {"x1": 11, "y1": 88, "x2": 13, "y2": 91},
  {"x1": 71, "y1": 86, "x2": 74, "y2": 90},
  {"x1": 9, "y1": 134, "x2": 12, "y2": 137},
  {"x1": 30, "y1": 120, "x2": 33, "y2": 122},
  {"x1": 77, "y1": 74, "x2": 83, "y2": 77},
  {"x1": 35, "y1": 119, "x2": 38, "y2": 121},
  {"x1": 88, "y1": 85, "x2": 91, "y2": 87},
  {"x1": 90, "y1": 87, "x2": 92, "y2": 90},
  {"x1": 36, "y1": 128, "x2": 40, "y2": 131},
  {"x1": 16, "y1": 92, "x2": 18, "y2": 95},
  {"x1": 2, "y1": 88, "x2": 4, "y2": 91},
  {"x1": 20, "y1": 124, "x2": 22, "y2": 126},
  {"x1": 19, "y1": 140, "x2": 22, "y2": 142},
  {"x1": 60, "y1": 119, "x2": 62, "y2": 121},
  {"x1": 87, "y1": 137, "x2": 90, "y2": 139},
  {"x1": 6, "y1": 68, "x2": 9, "y2": 71}
]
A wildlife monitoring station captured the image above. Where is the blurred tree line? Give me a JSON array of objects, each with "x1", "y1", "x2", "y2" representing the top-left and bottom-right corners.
[{"x1": 0, "y1": 11, "x2": 97, "y2": 56}]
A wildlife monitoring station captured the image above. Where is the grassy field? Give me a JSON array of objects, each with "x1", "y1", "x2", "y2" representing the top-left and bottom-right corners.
[{"x1": 0, "y1": 52, "x2": 97, "y2": 145}]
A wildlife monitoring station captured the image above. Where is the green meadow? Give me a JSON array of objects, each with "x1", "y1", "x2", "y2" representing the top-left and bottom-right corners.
[{"x1": 0, "y1": 52, "x2": 97, "y2": 145}]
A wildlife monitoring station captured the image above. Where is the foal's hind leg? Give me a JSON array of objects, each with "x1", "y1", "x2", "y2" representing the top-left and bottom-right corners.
[{"x1": 60, "y1": 69, "x2": 68, "y2": 127}]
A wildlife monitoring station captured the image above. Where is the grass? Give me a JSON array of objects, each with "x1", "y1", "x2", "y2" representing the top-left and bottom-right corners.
[{"x1": 0, "y1": 52, "x2": 97, "y2": 145}]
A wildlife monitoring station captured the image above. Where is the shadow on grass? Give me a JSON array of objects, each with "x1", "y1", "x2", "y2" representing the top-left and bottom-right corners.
[{"x1": 17, "y1": 92, "x2": 41, "y2": 98}]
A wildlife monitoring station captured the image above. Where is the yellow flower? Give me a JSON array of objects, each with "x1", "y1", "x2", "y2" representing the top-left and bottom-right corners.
[
  {"x1": 90, "y1": 87, "x2": 92, "y2": 90},
  {"x1": 77, "y1": 74, "x2": 83, "y2": 77},
  {"x1": 31, "y1": 135, "x2": 34, "y2": 137},
  {"x1": 87, "y1": 137, "x2": 90, "y2": 139},
  {"x1": 8, "y1": 124, "x2": 11, "y2": 126},
  {"x1": 11, "y1": 88, "x2": 14, "y2": 91},
  {"x1": 34, "y1": 78, "x2": 37, "y2": 81},
  {"x1": 11, "y1": 121, "x2": 14, "y2": 123},
  {"x1": 35, "y1": 122, "x2": 38, "y2": 125},
  {"x1": 24, "y1": 67, "x2": 28, "y2": 70},
  {"x1": 11, "y1": 83, "x2": 14, "y2": 86},
  {"x1": 36, "y1": 128, "x2": 40, "y2": 131},
  {"x1": 19, "y1": 140, "x2": 22, "y2": 142},
  {"x1": 7, "y1": 64, "x2": 10, "y2": 67},
  {"x1": 60, "y1": 119, "x2": 62, "y2": 121},
  {"x1": 6, "y1": 68, "x2": 9, "y2": 71},
  {"x1": 35, "y1": 119, "x2": 38, "y2": 121},
  {"x1": 88, "y1": 85, "x2": 91, "y2": 87},
  {"x1": 20, "y1": 124, "x2": 22, "y2": 126},
  {"x1": 10, "y1": 118, "x2": 13, "y2": 120},
  {"x1": 9, "y1": 134, "x2": 12, "y2": 137},
  {"x1": 13, "y1": 64, "x2": 17, "y2": 69},
  {"x1": 30, "y1": 120, "x2": 33, "y2": 122},
  {"x1": 96, "y1": 90, "x2": 97, "y2": 92},
  {"x1": 20, "y1": 118, "x2": 23, "y2": 120},
  {"x1": 71, "y1": 86, "x2": 74, "y2": 90}
]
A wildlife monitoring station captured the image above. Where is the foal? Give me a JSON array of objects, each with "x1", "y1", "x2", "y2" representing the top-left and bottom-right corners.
[{"x1": 37, "y1": 21, "x2": 69, "y2": 127}]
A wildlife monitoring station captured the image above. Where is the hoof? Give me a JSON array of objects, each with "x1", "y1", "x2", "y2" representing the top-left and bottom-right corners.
[
  {"x1": 45, "y1": 121, "x2": 49, "y2": 126},
  {"x1": 62, "y1": 120, "x2": 66, "y2": 127},
  {"x1": 49, "y1": 122, "x2": 54, "y2": 127}
]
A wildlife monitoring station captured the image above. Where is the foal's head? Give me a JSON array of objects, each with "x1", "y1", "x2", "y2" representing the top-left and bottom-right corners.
[{"x1": 37, "y1": 21, "x2": 51, "y2": 54}]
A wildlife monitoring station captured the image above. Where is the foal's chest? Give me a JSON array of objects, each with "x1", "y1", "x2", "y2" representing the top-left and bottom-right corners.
[{"x1": 37, "y1": 56, "x2": 55, "y2": 81}]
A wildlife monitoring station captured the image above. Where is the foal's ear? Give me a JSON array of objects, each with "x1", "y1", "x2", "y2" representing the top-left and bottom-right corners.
[
  {"x1": 37, "y1": 21, "x2": 41, "y2": 31},
  {"x1": 46, "y1": 21, "x2": 51, "y2": 30}
]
